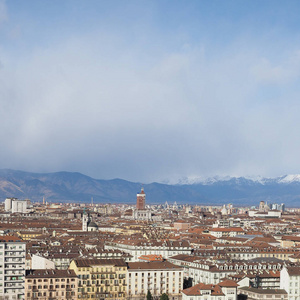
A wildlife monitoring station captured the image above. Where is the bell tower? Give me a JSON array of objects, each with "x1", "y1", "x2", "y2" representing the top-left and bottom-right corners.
[{"x1": 136, "y1": 187, "x2": 146, "y2": 210}]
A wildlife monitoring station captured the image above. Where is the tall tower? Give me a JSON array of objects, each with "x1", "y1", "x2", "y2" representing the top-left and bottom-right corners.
[
  {"x1": 136, "y1": 187, "x2": 146, "y2": 210},
  {"x1": 82, "y1": 209, "x2": 89, "y2": 231}
]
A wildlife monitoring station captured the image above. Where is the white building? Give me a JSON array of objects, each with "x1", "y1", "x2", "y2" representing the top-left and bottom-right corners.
[
  {"x1": 105, "y1": 240, "x2": 191, "y2": 262},
  {"x1": 0, "y1": 235, "x2": 26, "y2": 300},
  {"x1": 248, "y1": 210, "x2": 281, "y2": 218},
  {"x1": 4, "y1": 198, "x2": 16, "y2": 212},
  {"x1": 280, "y1": 266, "x2": 300, "y2": 300},
  {"x1": 31, "y1": 254, "x2": 55, "y2": 270},
  {"x1": 4, "y1": 198, "x2": 29, "y2": 214},
  {"x1": 169, "y1": 255, "x2": 284, "y2": 285},
  {"x1": 127, "y1": 261, "x2": 183, "y2": 299},
  {"x1": 12, "y1": 201, "x2": 28, "y2": 214}
]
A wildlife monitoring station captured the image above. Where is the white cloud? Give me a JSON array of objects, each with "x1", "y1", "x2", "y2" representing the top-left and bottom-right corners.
[{"x1": 1, "y1": 4, "x2": 300, "y2": 182}]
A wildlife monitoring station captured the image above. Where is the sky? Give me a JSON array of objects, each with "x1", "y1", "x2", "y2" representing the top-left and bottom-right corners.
[{"x1": 1, "y1": 0, "x2": 300, "y2": 183}]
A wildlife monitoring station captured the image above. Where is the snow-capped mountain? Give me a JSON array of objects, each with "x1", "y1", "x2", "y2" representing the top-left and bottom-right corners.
[
  {"x1": 1, "y1": 169, "x2": 300, "y2": 206},
  {"x1": 174, "y1": 174, "x2": 300, "y2": 185},
  {"x1": 276, "y1": 174, "x2": 300, "y2": 184}
]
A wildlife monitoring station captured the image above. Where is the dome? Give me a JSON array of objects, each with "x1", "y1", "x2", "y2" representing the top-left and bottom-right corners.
[{"x1": 88, "y1": 221, "x2": 98, "y2": 228}]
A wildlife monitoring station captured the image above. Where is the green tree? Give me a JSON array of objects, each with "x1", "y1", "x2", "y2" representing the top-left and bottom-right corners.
[
  {"x1": 159, "y1": 293, "x2": 169, "y2": 300},
  {"x1": 147, "y1": 290, "x2": 153, "y2": 300}
]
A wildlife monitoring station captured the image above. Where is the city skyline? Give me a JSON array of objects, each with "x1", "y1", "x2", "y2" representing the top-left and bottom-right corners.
[{"x1": 1, "y1": 1, "x2": 300, "y2": 183}]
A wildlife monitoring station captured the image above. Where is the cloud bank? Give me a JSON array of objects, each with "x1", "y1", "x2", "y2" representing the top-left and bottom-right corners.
[{"x1": 1, "y1": 1, "x2": 300, "y2": 182}]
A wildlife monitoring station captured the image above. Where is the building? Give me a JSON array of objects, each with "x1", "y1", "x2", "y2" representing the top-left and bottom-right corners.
[
  {"x1": 248, "y1": 210, "x2": 281, "y2": 218},
  {"x1": 127, "y1": 261, "x2": 183, "y2": 299},
  {"x1": 0, "y1": 235, "x2": 26, "y2": 300},
  {"x1": 238, "y1": 287, "x2": 288, "y2": 300},
  {"x1": 124, "y1": 188, "x2": 160, "y2": 221},
  {"x1": 174, "y1": 221, "x2": 191, "y2": 231},
  {"x1": 82, "y1": 211, "x2": 98, "y2": 232},
  {"x1": 182, "y1": 279, "x2": 238, "y2": 300},
  {"x1": 280, "y1": 266, "x2": 300, "y2": 300},
  {"x1": 132, "y1": 188, "x2": 153, "y2": 221},
  {"x1": 209, "y1": 227, "x2": 245, "y2": 238},
  {"x1": 31, "y1": 255, "x2": 55, "y2": 270},
  {"x1": 168, "y1": 255, "x2": 285, "y2": 285},
  {"x1": 4, "y1": 198, "x2": 29, "y2": 214},
  {"x1": 25, "y1": 269, "x2": 78, "y2": 300},
  {"x1": 4, "y1": 198, "x2": 17, "y2": 212},
  {"x1": 136, "y1": 188, "x2": 146, "y2": 210},
  {"x1": 69, "y1": 258, "x2": 127, "y2": 299},
  {"x1": 105, "y1": 240, "x2": 191, "y2": 262}
]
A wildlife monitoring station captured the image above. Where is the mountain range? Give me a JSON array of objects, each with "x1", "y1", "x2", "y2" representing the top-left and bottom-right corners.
[{"x1": 0, "y1": 169, "x2": 300, "y2": 206}]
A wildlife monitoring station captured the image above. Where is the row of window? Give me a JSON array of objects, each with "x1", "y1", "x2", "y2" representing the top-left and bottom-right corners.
[{"x1": 28, "y1": 278, "x2": 75, "y2": 282}]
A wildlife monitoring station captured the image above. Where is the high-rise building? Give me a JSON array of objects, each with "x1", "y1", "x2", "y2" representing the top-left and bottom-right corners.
[
  {"x1": 4, "y1": 198, "x2": 28, "y2": 214},
  {"x1": 0, "y1": 236, "x2": 26, "y2": 300},
  {"x1": 136, "y1": 188, "x2": 146, "y2": 210}
]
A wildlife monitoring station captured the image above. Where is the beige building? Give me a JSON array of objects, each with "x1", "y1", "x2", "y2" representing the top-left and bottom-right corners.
[
  {"x1": 173, "y1": 221, "x2": 191, "y2": 231},
  {"x1": 25, "y1": 269, "x2": 78, "y2": 300},
  {"x1": 69, "y1": 258, "x2": 127, "y2": 299}
]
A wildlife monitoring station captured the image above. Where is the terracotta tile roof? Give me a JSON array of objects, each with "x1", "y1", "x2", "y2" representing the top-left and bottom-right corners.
[
  {"x1": 182, "y1": 283, "x2": 225, "y2": 296},
  {"x1": 0, "y1": 235, "x2": 23, "y2": 242},
  {"x1": 218, "y1": 279, "x2": 238, "y2": 287}
]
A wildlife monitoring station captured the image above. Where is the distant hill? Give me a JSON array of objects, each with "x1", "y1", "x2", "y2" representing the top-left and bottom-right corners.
[{"x1": 0, "y1": 169, "x2": 300, "y2": 206}]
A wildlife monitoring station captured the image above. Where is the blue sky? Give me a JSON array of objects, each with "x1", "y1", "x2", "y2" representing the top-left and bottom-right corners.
[{"x1": 1, "y1": 0, "x2": 300, "y2": 183}]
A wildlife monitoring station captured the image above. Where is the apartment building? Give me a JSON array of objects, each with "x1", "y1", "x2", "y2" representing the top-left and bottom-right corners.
[
  {"x1": 25, "y1": 269, "x2": 78, "y2": 300},
  {"x1": 127, "y1": 261, "x2": 183, "y2": 300},
  {"x1": 0, "y1": 236, "x2": 26, "y2": 300},
  {"x1": 225, "y1": 248, "x2": 295, "y2": 261},
  {"x1": 69, "y1": 258, "x2": 127, "y2": 299},
  {"x1": 169, "y1": 255, "x2": 285, "y2": 285},
  {"x1": 280, "y1": 266, "x2": 300, "y2": 300},
  {"x1": 105, "y1": 240, "x2": 191, "y2": 261}
]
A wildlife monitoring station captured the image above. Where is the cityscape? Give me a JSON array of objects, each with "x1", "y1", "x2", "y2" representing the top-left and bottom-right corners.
[
  {"x1": 0, "y1": 187, "x2": 300, "y2": 299},
  {"x1": 1, "y1": 0, "x2": 300, "y2": 299}
]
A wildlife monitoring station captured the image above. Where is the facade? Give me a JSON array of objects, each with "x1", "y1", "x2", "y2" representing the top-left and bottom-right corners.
[
  {"x1": 136, "y1": 188, "x2": 145, "y2": 210},
  {"x1": 280, "y1": 266, "x2": 300, "y2": 300},
  {"x1": 174, "y1": 221, "x2": 191, "y2": 231},
  {"x1": 238, "y1": 287, "x2": 288, "y2": 300},
  {"x1": 248, "y1": 210, "x2": 281, "y2": 218},
  {"x1": 132, "y1": 209, "x2": 152, "y2": 221},
  {"x1": 168, "y1": 255, "x2": 285, "y2": 285},
  {"x1": 127, "y1": 261, "x2": 183, "y2": 299},
  {"x1": 105, "y1": 240, "x2": 191, "y2": 262},
  {"x1": 209, "y1": 228, "x2": 245, "y2": 238},
  {"x1": 69, "y1": 258, "x2": 127, "y2": 300},
  {"x1": 25, "y1": 269, "x2": 78, "y2": 300},
  {"x1": 5, "y1": 198, "x2": 28, "y2": 214},
  {"x1": 31, "y1": 255, "x2": 55, "y2": 270},
  {"x1": 0, "y1": 236, "x2": 26, "y2": 300}
]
